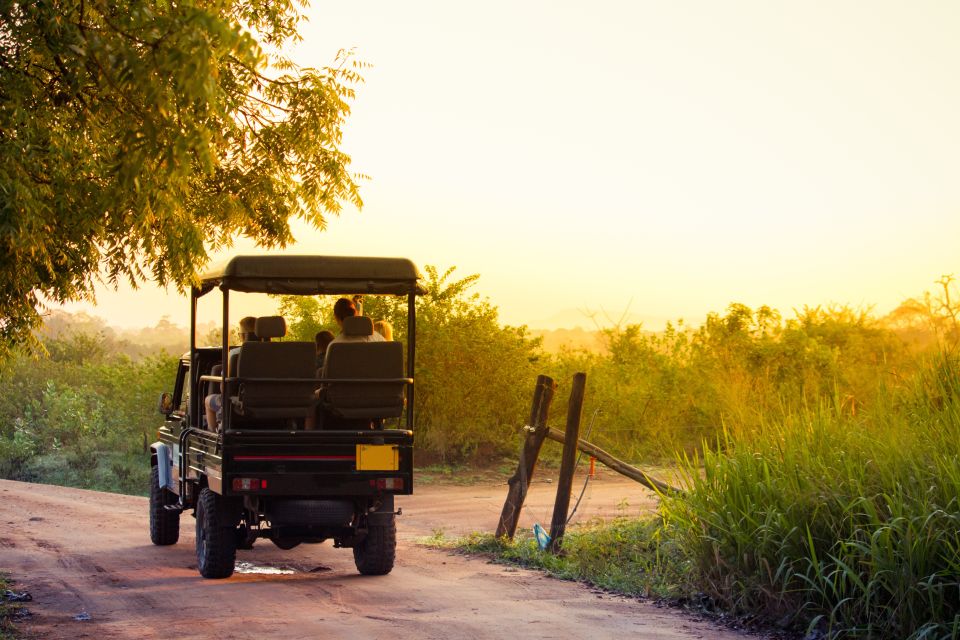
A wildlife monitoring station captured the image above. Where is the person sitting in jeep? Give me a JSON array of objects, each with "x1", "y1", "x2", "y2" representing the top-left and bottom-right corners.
[
  {"x1": 328, "y1": 298, "x2": 384, "y2": 348},
  {"x1": 204, "y1": 316, "x2": 257, "y2": 430}
]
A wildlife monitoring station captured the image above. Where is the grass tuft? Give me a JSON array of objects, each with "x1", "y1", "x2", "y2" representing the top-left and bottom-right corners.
[{"x1": 0, "y1": 573, "x2": 25, "y2": 640}]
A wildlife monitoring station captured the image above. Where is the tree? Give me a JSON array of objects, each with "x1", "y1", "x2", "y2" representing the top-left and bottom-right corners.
[
  {"x1": 0, "y1": 0, "x2": 365, "y2": 355},
  {"x1": 885, "y1": 275, "x2": 960, "y2": 349}
]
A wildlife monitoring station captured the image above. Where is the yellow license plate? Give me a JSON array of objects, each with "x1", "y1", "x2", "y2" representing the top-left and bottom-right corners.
[{"x1": 356, "y1": 444, "x2": 399, "y2": 471}]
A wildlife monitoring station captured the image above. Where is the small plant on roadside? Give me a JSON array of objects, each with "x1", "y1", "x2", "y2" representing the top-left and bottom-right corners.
[
  {"x1": 442, "y1": 518, "x2": 691, "y2": 599},
  {"x1": 0, "y1": 573, "x2": 25, "y2": 640}
]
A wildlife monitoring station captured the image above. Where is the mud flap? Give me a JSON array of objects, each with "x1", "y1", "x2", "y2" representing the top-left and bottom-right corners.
[
  {"x1": 217, "y1": 495, "x2": 243, "y2": 528},
  {"x1": 152, "y1": 443, "x2": 175, "y2": 491},
  {"x1": 367, "y1": 494, "x2": 395, "y2": 525}
]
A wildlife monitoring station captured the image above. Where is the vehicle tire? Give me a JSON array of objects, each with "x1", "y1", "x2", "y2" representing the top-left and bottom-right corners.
[
  {"x1": 196, "y1": 488, "x2": 236, "y2": 579},
  {"x1": 353, "y1": 515, "x2": 396, "y2": 576},
  {"x1": 149, "y1": 465, "x2": 180, "y2": 546}
]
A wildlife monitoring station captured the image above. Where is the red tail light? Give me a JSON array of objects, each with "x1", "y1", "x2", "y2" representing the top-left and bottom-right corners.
[
  {"x1": 232, "y1": 477, "x2": 263, "y2": 492},
  {"x1": 376, "y1": 477, "x2": 404, "y2": 491}
]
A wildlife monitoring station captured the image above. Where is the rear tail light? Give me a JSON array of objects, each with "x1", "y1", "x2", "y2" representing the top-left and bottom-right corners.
[
  {"x1": 232, "y1": 478, "x2": 267, "y2": 492},
  {"x1": 376, "y1": 477, "x2": 404, "y2": 491}
]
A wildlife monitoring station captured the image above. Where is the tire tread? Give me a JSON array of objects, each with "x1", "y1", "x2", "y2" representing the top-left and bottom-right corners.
[
  {"x1": 149, "y1": 465, "x2": 180, "y2": 546},
  {"x1": 196, "y1": 488, "x2": 236, "y2": 579},
  {"x1": 353, "y1": 516, "x2": 396, "y2": 576}
]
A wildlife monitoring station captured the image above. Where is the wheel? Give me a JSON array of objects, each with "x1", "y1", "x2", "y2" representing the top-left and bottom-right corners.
[
  {"x1": 149, "y1": 465, "x2": 180, "y2": 545},
  {"x1": 353, "y1": 515, "x2": 396, "y2": 576},
  {"x1": 196, "y1": 488, "x2": 236, "y2": 579}
]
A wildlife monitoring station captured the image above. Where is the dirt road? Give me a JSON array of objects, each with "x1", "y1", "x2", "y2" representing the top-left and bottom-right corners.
[{"x1": 0, "y1": 474, "x2": 745, "y2": 639}]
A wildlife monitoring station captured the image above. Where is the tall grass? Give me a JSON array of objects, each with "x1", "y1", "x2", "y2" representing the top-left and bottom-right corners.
[{"x1": 660, "y1": 353, "x2": 960, "y2": 638}]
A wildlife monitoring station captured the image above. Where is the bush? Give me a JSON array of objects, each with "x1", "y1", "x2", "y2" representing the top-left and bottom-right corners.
[
  {"x1": 542, "y1": 304, "x2": 913, "y2": 463},
  {"x1": 0, "y1": 328, "x2": 175, "y2": 493},
  {"x1": 659, "y1": 354, "x2": 960, "y2": 638}
]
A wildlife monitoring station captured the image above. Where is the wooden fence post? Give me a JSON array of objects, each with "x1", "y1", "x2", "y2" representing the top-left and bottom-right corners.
[
  {"x1": 548, "y1": 372, "x2": 587, "y2": 553},
  {"x1": 495, "y1": 375, "x2": 557, "y2": 540}
]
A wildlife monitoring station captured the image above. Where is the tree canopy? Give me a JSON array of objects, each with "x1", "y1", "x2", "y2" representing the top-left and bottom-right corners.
[{"x1": 0, "y1": 0, "x2": 364, "y2": 354}]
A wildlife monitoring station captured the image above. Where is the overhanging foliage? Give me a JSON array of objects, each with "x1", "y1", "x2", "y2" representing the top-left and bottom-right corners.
[{"x1": 0, "y1": 0, "x2": 364, "y2": 355}]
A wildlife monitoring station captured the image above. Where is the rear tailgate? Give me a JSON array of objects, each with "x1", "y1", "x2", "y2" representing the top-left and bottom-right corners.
[{"x1": 222, "y1": 429, "x2": 414, "y2": 498}]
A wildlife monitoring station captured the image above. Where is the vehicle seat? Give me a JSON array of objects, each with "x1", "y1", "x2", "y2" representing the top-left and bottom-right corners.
[
  {"x1": 208, "y1": 364, "x2": 222, "y2": 397},
  {"x1": 254, "y1": 315, "x2": 283, "y2": 342},
  {"x1": 232, "y1": 317, "x2": 316, "y2": 420},
  {"x1": 322, "y1": 317, "x2": 405, "y2": 420},
  {"x1": 226, "y1": 315, "x2": 278, "y2": 385}
]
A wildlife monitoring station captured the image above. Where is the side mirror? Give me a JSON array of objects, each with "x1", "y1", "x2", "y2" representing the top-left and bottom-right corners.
[{"x1": 158, "y1": 392, "x2": 174, "y2": 416}]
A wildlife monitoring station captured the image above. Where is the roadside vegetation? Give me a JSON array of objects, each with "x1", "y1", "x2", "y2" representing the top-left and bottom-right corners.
[
  {"x1": 447, "y1": 349, "x2": 960, "y2": 639},
  {"x1": 434, "y1": 517, "x2": 691, "y2": 598},
  {"x1": 0, "y1": 573, "x2": 24, "y2": 640},
  {"x1": 1, "y1": 270, "x2": 958, "y2": 637},
  {"x1": 0, "y1": 328, "x2": 173, "y2": 494},
  {"x1": 659, "y1": 356, "x2": 960, "y2": 638}
]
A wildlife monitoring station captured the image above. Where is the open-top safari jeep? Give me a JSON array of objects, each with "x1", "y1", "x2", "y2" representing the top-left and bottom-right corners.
[{"x1": 150, "y1": 255, "x2": 421, "y2": 578}]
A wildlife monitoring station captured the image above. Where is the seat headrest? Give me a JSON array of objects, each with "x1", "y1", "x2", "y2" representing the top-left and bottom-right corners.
[
  {"x1": 342, "y1": 315, "x2": 374, "y2": 337},
  {"x1": 255, "y1": 316, "x2": 287, "y2": 339}
]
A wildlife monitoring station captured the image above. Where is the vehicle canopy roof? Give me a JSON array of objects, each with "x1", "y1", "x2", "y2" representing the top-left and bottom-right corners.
[{"x1": 196, "y1": 255, "x2": 425, "y2": 297}]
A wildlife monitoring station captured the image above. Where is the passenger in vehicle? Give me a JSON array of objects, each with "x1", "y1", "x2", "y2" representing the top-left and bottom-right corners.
[
  {"x1": 204, "y1": 316, "x2": 257, "y2": 431},
  {"x1": 374, "y1": 320, "x2": 393, "y2": 341},
  {"x1": 305, "y1": 299, "x2": 384, "y2": 430},
  {"x1": 329, "y1": 298, "x2": 384, "y2": 347},
  {"x1": 315, "y1": 330, "x2": 334, "y2": 373}
]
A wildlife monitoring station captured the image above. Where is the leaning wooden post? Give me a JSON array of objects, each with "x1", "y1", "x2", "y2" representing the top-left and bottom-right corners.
[
  {"x1": 495, "y1": 375, "x2": 557, "y2": 539},
  {"x1": 548, "y1": 372, "x2": 587, "y2": 553},
  {"x1": 543, "y1": 427, "x2": 681, "y2": 495}
]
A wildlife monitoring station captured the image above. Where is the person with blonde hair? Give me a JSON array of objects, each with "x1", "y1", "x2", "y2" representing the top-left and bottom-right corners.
[{"x1": 374, "y1": 320, "x2": 393, "y2": 341}]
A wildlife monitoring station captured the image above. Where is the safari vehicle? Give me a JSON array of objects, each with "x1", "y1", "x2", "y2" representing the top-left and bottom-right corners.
[{"x1": 150, "y1": 255, "x2": 421, "y2": 579}]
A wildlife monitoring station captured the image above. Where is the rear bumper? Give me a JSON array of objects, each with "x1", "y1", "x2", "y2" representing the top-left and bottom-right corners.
[
  {"x1": 219, "y1": 429, "x2": 414, "y2": 498},
  {"x1": 223, "y1": 471, "x2": 413, "y2": 497}
]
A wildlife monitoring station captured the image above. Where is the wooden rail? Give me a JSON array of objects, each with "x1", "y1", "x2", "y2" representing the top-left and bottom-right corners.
[{"x1": 543, "y1": 427, "x2": 681, "y2": 495}]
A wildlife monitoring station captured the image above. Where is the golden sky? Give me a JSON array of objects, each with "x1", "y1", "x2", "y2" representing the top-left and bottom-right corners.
[{"x1": 62, "y1": 1, "x2": 960, "y2": 330}]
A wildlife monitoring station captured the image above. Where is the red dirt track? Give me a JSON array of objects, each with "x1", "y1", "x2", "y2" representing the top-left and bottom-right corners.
[{"x1": 0, "y1": 475, "x2": 748, "y2": 639}]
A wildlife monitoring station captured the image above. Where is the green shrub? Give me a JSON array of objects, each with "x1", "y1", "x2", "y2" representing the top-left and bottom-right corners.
[
  {"x1": 660, "y1": 354, "x2": 960, "y2": 638},
  {"x1": 0, "y1": 329, "x2": 174, "y2": 493}
]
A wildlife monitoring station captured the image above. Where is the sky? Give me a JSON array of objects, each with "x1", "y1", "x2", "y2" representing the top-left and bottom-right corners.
[{"x1": 62, "y1": 0, "x2": 960, "y2": 330}]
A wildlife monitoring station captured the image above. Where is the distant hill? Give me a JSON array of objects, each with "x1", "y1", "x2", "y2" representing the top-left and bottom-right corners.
[
  {"x1": 528, "y1": 327, "x2": 605, "y2": 353},
  {"x1": 39, "y1": 310, "x2": 217, "y2": 359},
  {"x1": 523, "y1": 307, "x2": 673, "y2": 353},
  {"x1": 528, "y1": 307, "x2": 672, "y2": 332}
]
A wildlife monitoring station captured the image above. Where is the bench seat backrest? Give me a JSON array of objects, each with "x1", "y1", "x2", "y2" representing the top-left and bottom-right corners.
[
  {"x1": 323, "y1": 341, "x2": 405, "y2": 419},
  {"x1": 235, "y1": 341, "x2": 316, "y2": 418}
]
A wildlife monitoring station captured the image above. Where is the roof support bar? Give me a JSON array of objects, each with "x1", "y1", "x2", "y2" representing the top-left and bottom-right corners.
[
  {"x1": 406, "y1": 292, "x2": 416, "y2": 430},
  {"x1": 221, "y1": 286, "x2": 230, "y2": 432}
]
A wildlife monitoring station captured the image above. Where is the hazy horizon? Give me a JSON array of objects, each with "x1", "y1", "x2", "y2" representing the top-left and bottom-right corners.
[{"x1": 56, "y1": 1, "x2": 960, "y2": 331}]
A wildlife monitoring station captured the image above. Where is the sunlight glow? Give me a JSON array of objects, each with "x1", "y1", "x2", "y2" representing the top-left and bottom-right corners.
[{"x1": 61, "y1": 0, "x2": 960, "y2": 330}]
